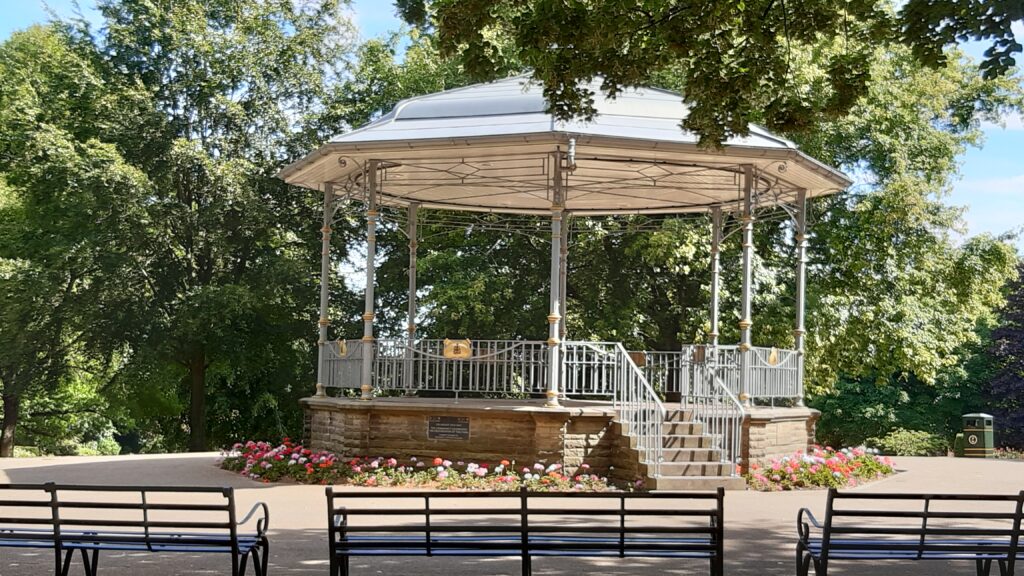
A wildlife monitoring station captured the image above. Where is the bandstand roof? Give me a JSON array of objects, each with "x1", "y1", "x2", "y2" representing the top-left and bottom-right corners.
[{"x1": 279, "y1": 75, "x2": 851, "y2": 215}]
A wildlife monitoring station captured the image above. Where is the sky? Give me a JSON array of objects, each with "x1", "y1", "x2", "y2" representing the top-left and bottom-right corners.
[{"x1": 1, "y1": 0, "x2": 1021, "y2": 250}]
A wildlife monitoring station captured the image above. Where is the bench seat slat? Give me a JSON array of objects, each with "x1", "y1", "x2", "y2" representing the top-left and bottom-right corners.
[
  {"x1": 337, "y1": 507, "x2": 716, "y2": 517},
  {"x1": 58, "y1": 501, "x2": 231, "y2": 512},
  {"x1": 829, "y1": 526, "x2": 1016, "y2": 537},
  {"x1": 834, "y1": 510, "x2": 1020, "y2": 520},
  {"x1": 341, "y1": 524, "x2": 715, "y2": 534}
]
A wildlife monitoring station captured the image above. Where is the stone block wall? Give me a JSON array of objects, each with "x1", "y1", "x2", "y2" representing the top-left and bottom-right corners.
[
  {"x1": 741, "y1": 406, "x2": 820, "y2": 466},
  {"x1": 302, "y1": 397, "x2": 619, "y2": 476}
]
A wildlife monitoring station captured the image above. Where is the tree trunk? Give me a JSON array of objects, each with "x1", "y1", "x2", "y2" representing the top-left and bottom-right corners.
[
  {"x1": 188, "y1": 350, "x2": 207, "y2": 452},
  {"x1": 1, "y1": 393, "x2": 20, "y2": 458}
]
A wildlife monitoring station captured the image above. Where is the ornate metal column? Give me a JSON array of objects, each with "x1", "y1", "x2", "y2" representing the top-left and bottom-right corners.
[
  {"x1": 315, "y1": 183, "x2": 334, "y2": 397},
  {"x1": 559, "y1": 212, "x2": 569, "y2": 340},
  {"x1": 738, "y1": 165, "x2": 755, "y2": 406},
  {"x1": 404, "y1": 202, "x2": 419, "y2": 393},
  {"x1": 793, "y1": 189, "x2": 808, "y2": 406},
  {"x1": 708, "y1": 206, "x2": 723, "y2": 347},
  {"x1": 360, "y1": 161, "x2": 379, "y2": 401},
  {"x1": 546, "y1": 153, "x2": 564, "y2": 407}
]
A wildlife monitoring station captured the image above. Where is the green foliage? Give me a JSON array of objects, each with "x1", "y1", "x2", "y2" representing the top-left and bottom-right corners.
[
  {"x1": 868, "y1": 428, "x2": 948, "y2": 456},
  {"x1": 400, "y1": 0, "x2": 1021, "y2": 146},
  {"x1": 988, "y1": 263, "x2": 1024, "y2": 447},
  {"x1": 0, "y1": 2, "x2": 364, "y2": 454}
]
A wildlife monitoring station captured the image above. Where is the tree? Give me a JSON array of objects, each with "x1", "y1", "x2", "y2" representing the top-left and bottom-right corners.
[
  {"x1": 395, "y1": 0, "x2": 1022, "y2": 146},
  {"x1": 989, "y1": 262, "x2": 1024, "y2": 447},
  {"x1": 69, "y1": 0, "x2": 359, "y2": 451},
  {"x1": 0, "y1": 26, "x2": 153, "y2": 456}
]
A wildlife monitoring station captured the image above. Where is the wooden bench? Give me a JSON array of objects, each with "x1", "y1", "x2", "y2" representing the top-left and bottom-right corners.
[
  {"x1": 0, "y1": 483, "x2": 269, "y2": 576},
  {"x1": 797, "y1": 488, "x2": 1024, "y2": 576},
  {"x1": 327, "y1": 486, "x2": 724, "y2": 576}
]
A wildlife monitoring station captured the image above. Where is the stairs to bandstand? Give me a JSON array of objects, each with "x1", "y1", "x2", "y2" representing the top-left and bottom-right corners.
[{"x1": 618, "y1": 408, "x2": 746, "y2": 491}]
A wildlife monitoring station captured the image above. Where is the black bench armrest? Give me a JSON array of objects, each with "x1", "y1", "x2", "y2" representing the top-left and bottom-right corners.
[
  {"x1": 238, "y1": 502, "x2": 270, "y2": 538},
  {"x1": 797, "y1": 507, "x2": 822, "y2": 545}
]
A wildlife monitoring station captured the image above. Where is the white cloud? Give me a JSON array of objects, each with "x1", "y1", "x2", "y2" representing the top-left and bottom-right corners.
[
  {"x1": 949, "y1": 174, "x2": 1024, "y2": 248},
  {"x1": 982, "y1": 112, "x2": 1024, "y2": 131},
  {"x1": 956, "y1": 173, "x2": 1024, "y2": 196}
]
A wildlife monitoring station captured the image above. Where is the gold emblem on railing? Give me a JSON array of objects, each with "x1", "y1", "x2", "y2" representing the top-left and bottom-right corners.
[
  {"x1": 443, "y1": 338, "x2": 472, "y2": 359},
  {"x1": 338, "y1": 340, "x2": 348, "y2": 357},
  {"x1": 767, "y1": 347, "x2": 779, "y2": 366}
]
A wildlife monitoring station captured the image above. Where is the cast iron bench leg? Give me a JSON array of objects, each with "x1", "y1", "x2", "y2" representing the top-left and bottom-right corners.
[
  {"x1": 60, "y1": 549, "x2": 74, "y2": 576},
  {"x1": 85, "y1": 549, "x2": 98, "y2": 576},
  {"x1": 239, "y1": 550, "x2": 250, "y2": 576},
  {"x1": 263, "y1": 537, "x2": 270, "y2": 575}
]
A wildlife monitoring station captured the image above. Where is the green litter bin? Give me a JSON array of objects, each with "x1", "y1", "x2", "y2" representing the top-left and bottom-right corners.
[{"x1": 962, "y1": 413, "x2": 994, "y2": 458}]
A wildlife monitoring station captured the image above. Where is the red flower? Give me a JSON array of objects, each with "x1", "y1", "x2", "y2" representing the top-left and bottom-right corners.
[{"x1": 433, "y1": 457, "x2": 443, "y2": 466}]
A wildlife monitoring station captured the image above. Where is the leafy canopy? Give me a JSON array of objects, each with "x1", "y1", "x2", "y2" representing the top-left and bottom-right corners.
[{"x1": 396, "y1": 0, "x2": 1023, "y2": 146}]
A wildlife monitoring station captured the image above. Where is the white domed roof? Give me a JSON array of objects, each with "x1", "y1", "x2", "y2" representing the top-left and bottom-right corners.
[{"x1": 280, "y1": 75, "x2": 850, "y2": 215}]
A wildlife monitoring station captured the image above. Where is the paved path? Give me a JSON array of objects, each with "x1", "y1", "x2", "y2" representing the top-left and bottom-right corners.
[{"x1": 0, "y1": 454, "x2": 1021, "y2": 575}]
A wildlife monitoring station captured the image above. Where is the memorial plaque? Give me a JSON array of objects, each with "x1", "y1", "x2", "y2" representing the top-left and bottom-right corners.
[{"x1": 427, "y1": 416, "x2": 470, "y2": 440}]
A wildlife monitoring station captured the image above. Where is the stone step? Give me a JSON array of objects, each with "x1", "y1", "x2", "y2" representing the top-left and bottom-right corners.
[
  {"x1": 648, "y1": 475, "x2": 747, "y2": 491},
  {"x1": 662, "y1": 434, "x2": 713, "y2": 449},
  {"x1": 656, "y1": 461, "x2": 734, "y2": 477},
  {"x1": 663, "y1": 421, "x2": 702, "y2": 435},
  {"x1": 660, "y1": 448, "x2": 722, "y2": 462},
  {"x1": 664, "y1": 409, "x2": 694, "y2": 422}
]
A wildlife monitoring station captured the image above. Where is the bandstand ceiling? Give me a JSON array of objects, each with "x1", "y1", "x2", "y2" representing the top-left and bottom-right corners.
[{"x1": 278, "y1": 76, "x2": 852, "y2": 215}]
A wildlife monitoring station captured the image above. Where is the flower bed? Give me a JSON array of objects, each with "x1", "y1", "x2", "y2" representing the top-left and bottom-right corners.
[
  {"x1": 220, "y1": 439, "x2": 615, "y2": 491},
  {"x1": 995, "y1": 447, "x2": 1024, "y2": 460},
  {"x1": 743, "y1": 446, "x2": 895, "y2": 491}
]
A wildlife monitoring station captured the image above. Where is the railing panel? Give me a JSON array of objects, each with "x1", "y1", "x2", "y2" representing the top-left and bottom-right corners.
[
  {"x1": 634, "y1": 345, "x2": 799, "y2": 402},
  {"x1": 561, "y1": 341, "x2": 618, "y2": 396},
  {"x1": 746, "y1": 346, "x2": 800, "y2": 400},
  {"x1": 373, "y1": 339, "x2": 549, "y2": 395},
  {"x1": 682, "y1": 366, "x2": 745, "y2": 472},
  {"x1": 321, "y1": 340, "x2": 365, "y2": 388},
  {"x1": 610, "y1": 343, "x2": 665, "y2": 478}
]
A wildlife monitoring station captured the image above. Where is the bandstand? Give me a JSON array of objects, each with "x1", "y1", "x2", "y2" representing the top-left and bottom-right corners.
[{"x1": 279, "y1": 76, "x2": 851, "y2": 489}]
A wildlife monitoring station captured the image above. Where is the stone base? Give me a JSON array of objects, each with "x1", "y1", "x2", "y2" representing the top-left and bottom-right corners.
[
  {"x1": 301, "y1": 397, "x2": 822, "y2": 485},
  {"x1": 741, "y1": 406, "x2": 821, "y2": 466},
  {"x1": 301, "y1": 396, "x2": 617, "y2": 476}
]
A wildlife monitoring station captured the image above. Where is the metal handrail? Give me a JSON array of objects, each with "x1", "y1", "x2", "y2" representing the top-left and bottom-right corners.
[
  {"x1": 683, "y1": 353, "x2": 745, "y2": 474},
  {"x1": 611, "y1": 343, "x2": 666, "y2": 478}
]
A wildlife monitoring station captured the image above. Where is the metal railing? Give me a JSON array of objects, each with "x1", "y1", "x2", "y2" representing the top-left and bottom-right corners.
[
  {"x1": 375, "y1": 339, "x2": 549, "y2": 395},
  {"x1": 683, "y1": 364, "x2": 745, "y2": 471},
  {"x1": 747, "y1": 346, "x2": 801, "y2": 400},
  {"x1": 560, "y1": 341, "x2": 619, "y2": 396},
  {"x1": 636, "y1": 345, "x2": 800, "y2": 403},
  {"x1": 320, "y1": 339, "x2": 365, "y2": 388},
  {"x1": 609, "y1": 343, "x2": 666, "y2": 478}
]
